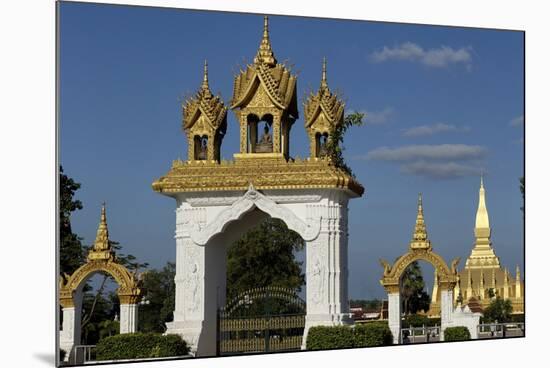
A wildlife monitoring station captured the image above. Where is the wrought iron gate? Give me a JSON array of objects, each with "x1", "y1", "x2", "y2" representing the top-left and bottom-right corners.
[{"x1": 217, "y1": 286, "x2": 306, "y2": 355}]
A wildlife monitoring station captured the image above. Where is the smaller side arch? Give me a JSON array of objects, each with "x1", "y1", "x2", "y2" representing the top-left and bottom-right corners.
[
  {"x1": 60, "y1": 259, "x2": 142, "y2": 308},
  {"x1": 380, "y1": 249, "x2": 459, "y2": 291}
]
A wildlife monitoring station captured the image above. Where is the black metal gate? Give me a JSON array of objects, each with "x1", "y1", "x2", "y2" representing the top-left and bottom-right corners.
[{"x1": 217, "y1": 286, "x2": 306, "y2": 355}]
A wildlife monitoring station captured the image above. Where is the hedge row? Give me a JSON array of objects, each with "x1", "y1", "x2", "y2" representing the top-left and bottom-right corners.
[
  {"x1": 306, "y1": 322, "x2": 393, "y2": 350},
  {"x1": 444, "y1": 327, "x2": 471, "y2": 341},
  {"x1": 402, "y1": 314, "x2": 441, "y2": 327},
  {"x1": 96, "y1": 333, "x2": 189, "y2": 360}
]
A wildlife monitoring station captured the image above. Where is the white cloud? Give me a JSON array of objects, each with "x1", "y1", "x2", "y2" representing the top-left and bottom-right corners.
[
  {"x1": 401, "y1": 161, "x2": 480, "y2": 179},
  {"x1": 356, "y1": 144, "x2": 487, "y2": 180},
  {"x1": 402, "y1": 123, "x2": 470, "y2": 137},
  {"x1": 364, "y1": 144, "x2": 487, "y2": 162},
  {"x1": 360, "y1": 107, "x2": 394, "y2": 125},
  {"x1": 509, "y1": 115, "x2": 524, "y2": 127},
  {"x1": 370, "y1": 42, "x2": 472, "y2": 69}
]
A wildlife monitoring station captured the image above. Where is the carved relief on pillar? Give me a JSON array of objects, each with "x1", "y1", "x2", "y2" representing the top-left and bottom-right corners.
[
  {"x1": 310, "y1": 249, "x2": 327, "y2": 307},
  {"x1": 182, "y1": 243, "x2": 203, "y2": 319}
]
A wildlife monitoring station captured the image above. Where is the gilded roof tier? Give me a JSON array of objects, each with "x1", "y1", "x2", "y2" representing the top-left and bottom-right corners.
[
  {"x1": 152, "y1": 156, "x2": 364, "y2": 196},
  {"x1": 304, "y1": 58, "x2": 345, "y2": 128},
  {"x1": 230, "y1": 17, "x2": 298, "y2": 118},
  {"x1": 183, "y1": 61, "x2": 227, "y2": 132}
]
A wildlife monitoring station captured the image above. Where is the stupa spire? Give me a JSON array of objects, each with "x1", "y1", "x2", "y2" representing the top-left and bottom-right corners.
[
  {"x1": 254, "y1": 16, "x2": 276, "y2": 66},
  {"x1": 410, "y1": 193, "x2": 431, "y2": 249},
  {"x1": 465, "y1": 177, "x2": 500, "y2": 269},
  {"x1": 475, "y1": 175, "x2": 490, "y2": 230},
  {"x1": 201, "y1": 59, "x2": 209, "y2": 91},
  {"x1": 320, "y1": 57, "x2": 328, "y2": 91}
]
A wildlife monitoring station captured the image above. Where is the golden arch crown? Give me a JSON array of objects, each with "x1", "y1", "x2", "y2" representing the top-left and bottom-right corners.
[
  {"x1": 59, "y1": 204, "x2": 143, "y2": 307},
  {"x1": 379, "y1": 195, "x2": 459, "y2": 293}
]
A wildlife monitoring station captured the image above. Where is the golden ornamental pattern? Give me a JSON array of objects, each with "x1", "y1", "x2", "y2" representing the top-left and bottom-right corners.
[
  {"x1": 59, "y1": 205, "x2": 143, "y2": 308},
  {"x1": 152, "y1": 156, "x2": 364, "y2": 196}
]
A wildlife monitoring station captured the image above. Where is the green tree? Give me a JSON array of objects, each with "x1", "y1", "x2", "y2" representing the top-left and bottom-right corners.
[
  {"x1": 326, "y1": 111, "x2": 364, "y2": 177},
  {"x1": 400, "y1": 261, "x2": 431, "y2": 314},
  {"x1": 482, "y1": 296, "x2": 513, "y2": 323},
  {"x1": 226, "y1": 218, "x2": 305, "y2": 299},
  {"x1": 59, "y1": 166, "x2": 85, "y2": 275},
  {"x1": 98, "y1": 319, "x2": 120, "y2": 340},
  {"x1": 138, "y1": 262, "x2": 176, "y2": 333},
  {"x1": 81, "y1": 286, "x2": 117, "y2": 344},
  {"x1": 350, "y1": 299, "x2": 382, "y2": 311}
]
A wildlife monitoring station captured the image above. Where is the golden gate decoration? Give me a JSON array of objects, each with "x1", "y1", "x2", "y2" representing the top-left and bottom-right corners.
[{"x1": 217, "y1": 286, "x2": 306, "y2": 355}]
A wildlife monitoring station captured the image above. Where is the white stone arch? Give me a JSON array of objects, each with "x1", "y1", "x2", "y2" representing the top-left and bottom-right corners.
[
  {"x1": 164, "y1": 186, "x2": 353, "y2": 356},
  {"x1": 191, "y1": 184, "x2": 321, "y2": 245}
]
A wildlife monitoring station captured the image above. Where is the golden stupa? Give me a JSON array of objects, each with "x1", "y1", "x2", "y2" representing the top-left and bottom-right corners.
[{"x1": 430, "y1": 178, "x2": 524, "y2": 315}]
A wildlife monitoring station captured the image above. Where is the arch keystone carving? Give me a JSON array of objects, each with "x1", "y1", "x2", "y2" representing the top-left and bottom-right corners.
[{"x1": 191, "y1": 185, "x2": 321, "y2": 245}]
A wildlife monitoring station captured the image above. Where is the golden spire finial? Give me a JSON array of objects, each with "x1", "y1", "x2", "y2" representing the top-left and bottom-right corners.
[
  {"x1": 410, "y1": 193, "x2": 431, "y2": 249},
  {"x1": 475, "y1": 174, "x2": 490, "y2": 232},
  {"x1": 254, "y1": 15, "x2": 276, "y2": 66},
  {"x1": 93, "y1": 202, "x2": 110, "y2": 252},
  {"x1": 320, "y1": 57, "x2": 328, "y2": 91},
  {"x1": 201, "y1": 59, "x2": 209, "y2": 91},
  {"x1": 87, "y1": 202, "x2": 114, "y2": 261}
]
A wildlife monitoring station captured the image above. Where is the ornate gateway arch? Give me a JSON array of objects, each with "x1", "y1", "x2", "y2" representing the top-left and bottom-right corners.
[
  {"x1": 59, "y1": 205, "x2": 143, "y2": 358},
  {"x1": 152, "y1": 16, "x2": 363, "y2": 356},
  {"x1": 379, "y1": 195, "x2": 459, "y2": 343}
]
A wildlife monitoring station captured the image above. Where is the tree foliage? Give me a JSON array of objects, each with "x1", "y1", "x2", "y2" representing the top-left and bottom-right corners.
[
  {"x1": 138, "y1": 262, "x2": 176, "y2": 333},
  {"x1": 59, "y1": 166, "x2": 85, "y2": 275},
  {"x1": 226, "y1": 218, "x2": 305, "y2": 299},
  {"x1": 349, "y1": 299, "x2": 382, "y2": 311},
  {"x1": 325, "y1": 111, "x2": 364, "y2": 177},
  {"x1": 400, "y1": 261, "x2": 431, "y2": 315},
  {"x1": 482, "y1": 296, "x2": 513, "y2": 323},
  {"x1": 444, "y1": 326, "x2": 470, "y2": 341}
]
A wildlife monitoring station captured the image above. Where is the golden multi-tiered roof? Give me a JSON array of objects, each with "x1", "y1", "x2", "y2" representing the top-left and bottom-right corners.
[
  {"x1": 231, "y1": 16, "x2": 298, "y2": 118},
  {"x1": 303, "y1": 58, "x2": 345, "y2": 158},
  {"x1": 182, "y1": 61, "x2": 228, "y2": 162},
  {"x1": 152, "y1": 15, "x2": 363, "y2": 197}
]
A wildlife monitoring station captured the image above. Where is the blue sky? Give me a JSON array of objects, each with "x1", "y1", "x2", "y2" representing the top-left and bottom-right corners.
[{"x1": 59, "y1": 2, "x2": 524, "y2": 299}]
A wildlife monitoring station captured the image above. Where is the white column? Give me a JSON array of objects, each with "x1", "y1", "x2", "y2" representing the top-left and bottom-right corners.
[
  {"x1": 59, "y1": 307, "x2": 78, "y2": 361},
  {"x1": 440, "y1": 289, "x2": 454, "y2": 341},
  {"x1": 165, "y1": 200, "x2": 227, "y2": 357},
  {"x1": 387, "y1": 292, "x2": 401, "y2": 344},
  {"x1": 119, "y1": 304, "x2": 138, "y2": 334},
  {"x1": 302, "y1": 193, "x2": 352, "y2": 349},
  {"x1": 59, "y1": 290, "x2": 82, "y2": 362},
  {"x1": 165, "y1": 236, "x2": 206, "y2": 355}
]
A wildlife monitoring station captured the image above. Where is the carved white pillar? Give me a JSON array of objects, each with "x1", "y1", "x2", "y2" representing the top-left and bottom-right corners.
[
  {"x1": 166, "y1": 235, "x2": 206, "y2": 354},
  {"x1": 119, "y1": 304, "x2": 138, "y2": 334},
  {"x1": 302, "y1": 192, "x2": 352, "y2": 349},
  {"x1": 387, "y1": 292, "x2": 401, "y2": 344},
  {"x1": 440, "y1": 289, "x2": 454, "y2": 341},
  {"x1": 59, "y1": 290, "x2": 82, "y2": 362},
  {"x1": 166, "y1": 199, "x2": 226, "y2": 357}
]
